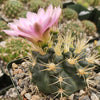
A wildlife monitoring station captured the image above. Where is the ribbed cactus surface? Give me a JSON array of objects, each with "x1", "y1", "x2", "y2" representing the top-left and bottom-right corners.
[
  {"x1": 29, "y1": 33, "x2": 97, "y2": 98},
  {"x1": 3, "y1": 0, "x2": 24, "y2": 18}
]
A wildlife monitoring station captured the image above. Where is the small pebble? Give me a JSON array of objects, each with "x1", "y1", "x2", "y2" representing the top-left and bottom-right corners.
[
  {"x1": 68, "y1": 94, "x2": 74, "y2": 100},
  {"x1": 25, "y1": 93, "x2": 31, "y2": 100},
  {"x1": 79, "y1": 95, "x2": 90, "y2": 100},
  {"x1": 22, "y1": 62, "x2": 28, "y2": 68},
  {"x1": 13, "y1": 69, "x2": 23, "y2": 75},
  {"x1": 0, "y1": 69, "x2": 3, "y2": 77},
  {"x1": 79, "y1": 90, "x2": 85, "y2": 95},
  {"x1": 31, "y1": 95, "x2": 40, "y2": 100},
  {"x1": 17, "y1": 86, "x2": 22, "y2": 92},
  {"x1": 21, "y1": 90, "x2": 26, "y2": 96},
  {"x1": 91, "y1": 93, "x2": 99, "y2": 100},
  {"x1": 12, "y1": 63, "x2": 18, "y2": 69}
]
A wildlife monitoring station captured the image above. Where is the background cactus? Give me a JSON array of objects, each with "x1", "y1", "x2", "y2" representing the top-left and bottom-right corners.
[
  {"x1": 82, "y1": 20, "x2": 97, "y2": 36},
  {"x1": 76, "y1": 0, "x2": 94, "y2": 8},
  {"x1": 91, "y1": 0, "x2": 100, "y2": 6},
  {"x1": 46, "y1": 0, "x2": 62, "y2": 8},
  {"x1": 76, "y1": 0, "x2": 100, "y2": 7},
  {"x1": 27, "y1": 0, "x2": 45, "y2": 12},
  {"x1": 0, "y1": 37, "x2": 33, "y2": 62},
  {"x1": 63, "y1": 8, "x2": 78, "y2": 20},
  {"x1": 19, "y1": 0, "x2": 30, "y2": 4},
  {"x1": 28, "y1": 33, "x2": 98, "y2": 98},
  {"x1": 17, "y1": 10, "x2": 27, "y2": 18},
  {"x1": 0, "y1": 20, "x2": 8, "y2": 41},
  {"x1": 59, "y1": 20, "x2": 84, "y2": 35},
  {"x1": 3, "y1": 0, "x2": 25, "y2": 18},
  {"x1": 77, "y1": 0, "x2": 89, "y2": 8},
  {"x1": 86, "y1": 0, "x2": 94, "y2": 4}
]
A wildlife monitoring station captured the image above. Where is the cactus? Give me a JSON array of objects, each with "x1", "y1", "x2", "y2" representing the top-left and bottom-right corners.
[
  {"x1": 28, "y1": 33, "x2": 99, "y2": 98},
  {"x1": 77, "y1": 0, "x2": 94, "y2": 8},
  {"x1": 0, "y1": 20, "x2": 8, "y2": 41},
  {"x1": 77, "y1": 0, "x2": 100, "y2": 7},
  {"x1": 59, "y1": 21, "x2": 84, "y2": 36},
  {"x1": 63, "y1": 8, "x2": 78, "y2": 20},
  {"x1": 77, "y1": 0, "x2": 89, "y2": 8},
  {"x1": 82, "y1": 20, "x2": 97, "y2": 36},
  {"x1": 96, "y1": 46, "x2": 100, "y2": 55},
  {"x1": 18, "y1": 11, "x2": 27, "y2": 18},
  {"x1": 0, "y1": 20, "x2": 8, "y2": 30},
  {"x1": 3, "y1": 0, "x2": 25, "y2": 18},
  {"x1": 86, "y1": 0, "x2": 94, "y2": 5},
  {"x1": 46, "y1": 0, "x2": 62, "y2": 8},
  {"x1": 19, "y1": 0, "x2": 30, "y2": 4},
  {"x1": 0, "y1": 37, "x2": 33, "y2": 62},
  {"x1": 91, "y1": 0, "x2": 100, "y2": 6},
  {"x1": 27, "y1": 0, "x2": 45, "y2": 12}
]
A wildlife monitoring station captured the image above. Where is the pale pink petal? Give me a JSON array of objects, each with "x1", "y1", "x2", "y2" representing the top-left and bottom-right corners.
[
  {"x1": 27, "y1": 12, "x2": 39, "y2": 23},
  {"x1": 38, "y1": 8, "x2": 45, "y2": 17},
  {"x1": 41, "y1": 17, "x2": 52, "y2": 33},
  {"x1": 45, "y1": 4, "x2": 53, "y2": 18},
  {"x1": 3, "y1": 30, "x2": 19, "y2": 36},
  {"x1": 4, "y1": 5, "x2": 62, "y2": 43},
  {"x1": 8, "y1": 23, "x2": 18, "y2": 31}
]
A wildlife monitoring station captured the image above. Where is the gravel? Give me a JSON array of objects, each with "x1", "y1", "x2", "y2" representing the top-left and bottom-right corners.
[{"x1": 0, "y1": 61, "x2": 100, "y2": 100}]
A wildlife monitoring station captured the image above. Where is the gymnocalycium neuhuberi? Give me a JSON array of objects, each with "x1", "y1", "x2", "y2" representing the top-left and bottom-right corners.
[{"x1": 4, "y1": 4, "x2": 100, "y2": 99}]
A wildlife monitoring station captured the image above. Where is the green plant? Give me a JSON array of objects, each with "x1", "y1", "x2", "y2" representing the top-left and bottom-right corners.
[
  {"x1": 18, "y1": 11, "x2": 27, "y2": 18},
  {"x1": 3, "y1": 0, "x2": 25, "y2": 18},
  {"x1": 95, "y1": 46, "x2": 100, "y2": 55},
  {"x1": 46, "y1": 0, "x2": 62, "y2": 8},
  {"x1": 0, "y1": 20, "x2": 8, "y2": 41},
  {"x1": 59, "y1": 20, "x2": 84, "y2": 36},
  {"x1": 63, "y1": 8, "x2": 78, "y2": 20},
  {"x1": 19, "y1": 0, "x2": 30, "y2": 4},
  {"x1": 76, "y1": 0, "x2": 94, "y2": 8},
  {"x1": 76, "y1": 0, "x2": 100, "y2": 7},
  {"x1": 27, "y1": 0, "x2": 45, "y2": 12},
  {"x1": 91, "y1": 0, "x2": 100, "y2": 6},
  {"x1": 28, "y1": 33, "x2": 98, "y2": 99},
  {"x1": 82, "y1": 20, "x2": 97, "y2": 36},
  {"x1": 0, "y1": 37, "x2": 33, "y2": 62}
]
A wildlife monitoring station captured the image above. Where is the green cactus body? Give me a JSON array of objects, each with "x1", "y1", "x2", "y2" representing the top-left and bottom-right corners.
[
  {"x1": 46, "y1": 0, "x2": 62, "y2": 8},
  {"x1": 77, "y1": 0, "x2": 89, "y2": 8},
  {"x1": 77, "y1": 0, "x2": 94, "y2": 8},
  {"x1": 0, "y1": 37, "x2": 33, "y2": 62},
  {"x1": 19, "y1": 0, "x2": 30, "y2": 4},
  {"x1": 29, "y1": 33, "x2": 97, "y2": 98},
  {"x1": 3, "y1": 0, "x2": 24, "y2": 18},
  {"x1": 96, "y1": 46, "x2": 100, "y2": 55},
  {"x1": 0, "y1": 20, "x2": 8, "y2": 30},
  {"x1": 18, "y1": 11, "x2": 27, "y2": 18},
  {"x1": 85, "y1": 0, "x2": 94, "y2": 5},
  {"x1": 63, "y1": 8, "x2": 78, "y2": 20},
  {"x1": 59, "y1": 21, "x2": 84, "y2": 35},
  {"x1": 0, "y1": 20, "x2": 8, "y2": 40},
  {"x1": 28, "y1": 0, "x2": 45, "y2": 12},
  {"x1": 82, "y1": 20, "x2": 97, "y2": 36},
  {"x1": 92, "y1": 0, "x2": 100, "y2": 6}
]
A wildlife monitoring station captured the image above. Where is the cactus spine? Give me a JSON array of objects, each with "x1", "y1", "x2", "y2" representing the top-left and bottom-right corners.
[{"x1": 28, "y1": 32, "x2": 99, "y2": 98}]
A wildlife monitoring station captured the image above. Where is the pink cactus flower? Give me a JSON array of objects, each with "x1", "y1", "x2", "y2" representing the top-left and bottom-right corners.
[{"x1": 4, "y1": 5, "x2": 61, "y2": 43}]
